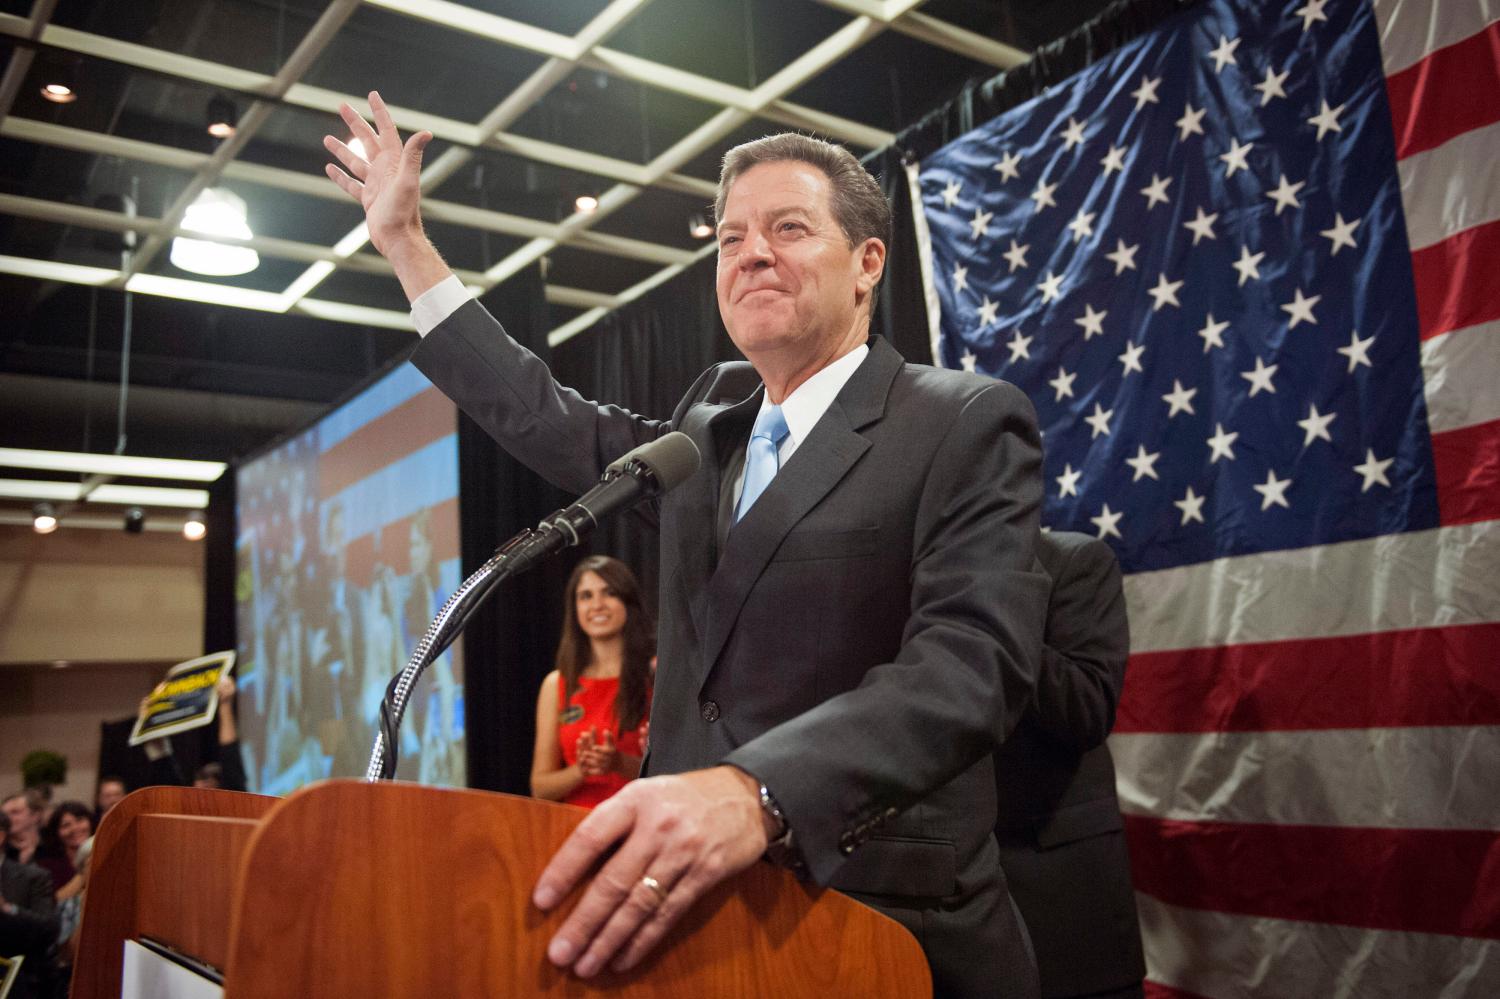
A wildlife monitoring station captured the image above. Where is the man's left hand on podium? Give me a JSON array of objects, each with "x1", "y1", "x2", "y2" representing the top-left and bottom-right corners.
[{"x1": 531, "y1": 765, "x2": 771, "y2": 978}]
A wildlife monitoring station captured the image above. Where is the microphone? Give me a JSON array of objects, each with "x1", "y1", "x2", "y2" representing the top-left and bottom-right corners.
[{"x1": 506, "y1": 431, "x2": 701, "y2": 569}]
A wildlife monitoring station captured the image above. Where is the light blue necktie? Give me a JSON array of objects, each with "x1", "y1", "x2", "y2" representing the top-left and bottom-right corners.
[{"x1": 734, "y1": 404, "x2": 789, "y2": 523}]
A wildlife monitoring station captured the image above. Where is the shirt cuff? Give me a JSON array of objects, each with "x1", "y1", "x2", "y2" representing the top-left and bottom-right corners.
[{"x1": 409, "y1": 275, "x2": 472, "y2": 337}]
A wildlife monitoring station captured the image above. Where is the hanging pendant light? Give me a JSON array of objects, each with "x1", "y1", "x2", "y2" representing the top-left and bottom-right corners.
[{"x1": 170, "y1": 187, "x2": 260, "y2": 276}]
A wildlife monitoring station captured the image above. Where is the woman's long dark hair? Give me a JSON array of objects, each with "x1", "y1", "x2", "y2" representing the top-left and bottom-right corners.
[
  {"x1": 554, "y1": 555, "x2": 654, "y2": 732},
  {"x1": 44, "y1": 800, "x2": 93, "y2": 853}
]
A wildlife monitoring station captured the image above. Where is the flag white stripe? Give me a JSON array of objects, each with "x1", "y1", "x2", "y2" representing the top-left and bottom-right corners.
[
  {"x1": 1112, "y1": 726, "x2": 1500, "y2": 831},
  {"x1": 1398, "y1": 120, "x2": 1500, "y2": 252},
  {"x1": 1138, "y1": 894, "x2": 1500, "y2": 999},
  {"x1": 1423, "y1": 320, "x2": 1500, "y2": 433},
  {"x1": 1371, "y1": 0, "x2": 1500, "y2": 77},
  {"x1": 1124, "y1": 520, "x2": 1500, "y2": 653}
]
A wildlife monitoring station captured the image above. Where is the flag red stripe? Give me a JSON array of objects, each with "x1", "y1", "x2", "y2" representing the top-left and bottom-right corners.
[
  {"x1": 1410, "y1": 217, "x2": 1500, "y2": 341},
  {"x1": 1116, "y1": 622, "x2": 1500, "y2": 733},
  {"x1": 342, "y1": 496, "x2": 460, "y2": 592},
  {"x1": 1433, "y1": 417, "x2": 1500, "y2": 527},
  {"x1": 1386, "y1": 19, "x2": 1500, "y2": 161},
  {"x1": 1124, "y1": 815, "x2": 1500, "y2": 940},
  {"x1": 318, "y1": 387, "x2": 456, "y2": 499}
]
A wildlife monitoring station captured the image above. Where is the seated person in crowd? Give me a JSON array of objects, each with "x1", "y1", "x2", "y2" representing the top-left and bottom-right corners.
[
  {"x1": 530, "y1": 557, "x2": 654, "y2": 809},
  {"x1": 94, "y1": 777, "x2": 127, "y2": 825},
  {"x1": 993, "y1": 530, "x2": 1146, "y2": 999},
  {"x1": 1, "y1": 791, "x2": 70, "y2": 893},
  {"x1": 0, "y1": 806, "x2": 59, "y2": 999}
]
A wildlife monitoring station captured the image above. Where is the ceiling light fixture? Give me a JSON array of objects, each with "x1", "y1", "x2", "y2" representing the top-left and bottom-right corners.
[
  {"x1": 206, "y1": 94, "x2": 238, "y2": 139},
  {"x1": 123, "y1": 507, "x2": 146, "y2": 534},
  {"x1": 183, "y1": 517, "x2": 207, "y2": 541},
  {"x1": 0, "y1": 447, "x2": 226, "y2": 481},
  {"x1": 574, "y1": 194, "x2": 599, "y2": 215},
  {"x1": 169, "y1": 187, "x2": 259, "y2": 276},
  {"x1": 347, "y1": 137, "x2": 369, "y2": 161},
  {"x1": 32, "y1": 502, "x2": 58, "y2": 534},
  {"x1": 689, "y1": 213, "x2": 714, "y2": 239},
  {"x1": 40, "y1": 75, "x2": 77, "y2": 104}
]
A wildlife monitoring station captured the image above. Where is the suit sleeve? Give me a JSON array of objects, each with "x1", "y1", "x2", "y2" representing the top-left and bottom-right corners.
[
  {"x1": 724, "y1": 380, "x2": 1050, "y2": 883},
  {"x1": 0, "y1": 864, "x2": 59, "y2": 953},
  {"x1": 409, "y1": 299, "x2": 675, "y2": 501},
  {"x1": 1029, "y1": 538, "x2": 1130, "y2": 752}
]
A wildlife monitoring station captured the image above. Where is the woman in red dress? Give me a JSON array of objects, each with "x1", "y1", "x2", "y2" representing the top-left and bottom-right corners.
[{"x1": 529, "y1": 556, "x2": 654, "y2": 808}]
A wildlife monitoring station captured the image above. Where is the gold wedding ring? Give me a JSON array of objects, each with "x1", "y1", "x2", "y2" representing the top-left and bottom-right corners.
[{"x1": 640, "y1": 874, "x2": 668, "y2": 905}]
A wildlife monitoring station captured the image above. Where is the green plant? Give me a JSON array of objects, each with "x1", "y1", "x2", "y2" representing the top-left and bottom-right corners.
[{"x1": 20, "y1": 749, "x2": 67, "y2": 789}]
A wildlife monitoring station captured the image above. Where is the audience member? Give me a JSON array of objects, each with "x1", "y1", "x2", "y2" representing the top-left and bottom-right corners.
[
  {"x1": 1, "y1": 792, "x2": 70, "y2": 892},
  {"x1": 0, "y1": 808, "x2": 59, "y2": 999},
  {"x1": 42, "y1": 803, "x2": 91, "y2": 880},
  {"x1": 993, "y1": 531, "x2": 1146, "y2": 998},
  {"x1": 93, "y1": 777, "x2": 127, "y2": 824},
  {"x1": 530, "y1": 556, "x2": 654, "y2": 809},
  {"x1": 140, "y1": 674, "x2": 248, "y2": 793}
]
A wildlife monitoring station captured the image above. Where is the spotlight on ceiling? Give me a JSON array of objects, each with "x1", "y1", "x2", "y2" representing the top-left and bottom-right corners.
[
  {"x1": 689, "y1": 213, "x2": 714, "y2": 240},
  {"x1": 206, "y1": 94, "x2": 238, "y2": 139},
  {"x1": 183, "y1": 517, "x2": 207, "y2": 542},
  {"x1": 124, "y1": 507, "x2": 146, "y2": 534},
  {"x1": 574, "y1": 194, "x2": 599, "y2": 215},
  {"x1": 32, "y1": 502, "x2": 58, "y2": 534},
  {"x1": 169, "y1": 187, "x2": 259, "y2": 276},
  {"x1": 347, "y1": 137, "x2": 368, "y2": 161},
  {"x1": 40, "y1": 63, "x2": 78, "y2": 104}
]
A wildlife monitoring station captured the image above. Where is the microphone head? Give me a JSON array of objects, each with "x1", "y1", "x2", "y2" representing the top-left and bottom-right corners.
[{"x1": 607, "y1": 432, "x2": 701, "y2": 492}]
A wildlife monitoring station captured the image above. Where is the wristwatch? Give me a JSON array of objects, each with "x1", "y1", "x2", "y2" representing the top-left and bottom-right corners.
[{"x1": 757, "y1": 781, "x2": 800, "y2": 871}]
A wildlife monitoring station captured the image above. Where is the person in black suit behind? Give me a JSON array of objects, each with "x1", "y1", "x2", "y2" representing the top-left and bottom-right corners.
[
  {"x1": 994, "y1": 531, "x2": 1146, "y2": 998},
  {"x1": 323, "y1": 93, "x2": 1051, "y2": 997}
]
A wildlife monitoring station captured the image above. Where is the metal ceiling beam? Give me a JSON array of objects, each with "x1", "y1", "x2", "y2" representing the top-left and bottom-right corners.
[
  {"x1": 810, "y1": 0, "x2": 1029, "y2": 69},
  {"x1": 0, "y1": 0, "x2": 59, "y2": 124}
]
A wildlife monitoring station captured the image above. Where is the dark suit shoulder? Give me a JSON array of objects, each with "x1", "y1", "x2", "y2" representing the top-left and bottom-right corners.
[
  {"x1": 893, "y1": 363, "x2": 1039, "y2": 424},
  {"x1": 1037, "y1": 530, "x2": 1114, "y2": 582}
]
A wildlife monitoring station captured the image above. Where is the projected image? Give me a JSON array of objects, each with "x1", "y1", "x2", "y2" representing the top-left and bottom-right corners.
[{"x1": 234, "y1": 363, "x2": 465, "y2": 793}]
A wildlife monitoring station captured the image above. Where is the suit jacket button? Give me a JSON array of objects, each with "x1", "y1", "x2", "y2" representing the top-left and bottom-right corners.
[
  {"x1": 839, "y1": 832, "x2": 856, "y2": 855},
  {"x1": 700, "y1": 700, "x2": 721, "y2": 722}
]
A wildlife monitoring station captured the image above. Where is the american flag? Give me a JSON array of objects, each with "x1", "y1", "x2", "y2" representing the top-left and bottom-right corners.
[{"x1": 916, "y1": 0, "x2": 1500, "y2": 994}]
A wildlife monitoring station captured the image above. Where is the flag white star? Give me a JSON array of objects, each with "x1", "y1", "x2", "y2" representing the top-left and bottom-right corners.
[
  {"x1": 1354, "y1": 448, "x2": 1394, "y2": 491},
  {"x1": 959, "y1": 350, "x2": 977, "y2": 372},
  {"x1": 1006, "y1": 328, "x2": 1034, "y2": 363},
  {"x1": 1232, "y1": 244, "x2": 1265, "y2": 286},
  {"x1": 1253, "y1": 468, "x2": 1293, "y2": 510},
  {"x1": 1183, "y1": 206, "x2": 1218, "y2": 245},
  {"x1": 1085, "y1": 403, "x2": 1114, "y2": 439},
  {"x1": 1037, "y1": 269, "x2": 1064, "y2": 303},
  {"x1": 1219, "y1": 137, "x2": 1253, "y2": 177},
  {"x1": 1254, "y1": 65, "x2": 1290, "y2": 105},
  {"x1": 1140, "y1": 173, "x2": 1173, "y2": 209},
  {"x1": 1162, "y1": 378, "x2": 1198, "y2": 417},
  {"x1": 1118, "y1": 341, "x2": 1147, "y2": 376},
  {"x1": 1176, "y1": 102, "x2": 1207, "y2": 140},
  {"x1": 1125, "y1": 444, "x2": 1162, "y2": 482},
  {"x1": 1049, "y1": 366, "x2": 1077, "y2": 401},
  {"x1": 1060, "y1": 116, "x2": 1088, "y2": 150},
  {"x1": 976, "y1": 295, "x2": 1000, "y2": 327},
  {"x1": 1091, "y1": 503, "x2": 1123, "y2": 540},
  {"x1": 1105, "y1": 239, "x2": 1139, "y2": 274},
  {"x1": 1308, "y1": 99, "x2": 1345, "y2": 140},
  {"x1": 1100, "y1": 144, "x2": 1127, "y2": 175},
  {"x1": 1174, "y1": 485, "x2": 1207, "y2": 525},
  {"x1": 1207, "y1": 422, "x2": 1239, "y2": 462},
  {"x1": 1241, "y1": 356, "x2": 1279, "y2": 396},
  {"x1": 969, "y1": 206, "x2": 994, "y2": 239},
  {"x1": 1002, "y1": 239, "x2": 1030, "y2": 272},
  {"x1": 1294, "y1": 0, "x2": 1330, "y2": 32},
  {"x1": 1032, "y1": 179, "x2": 1058, "y2": 212},
  {"x1": 951, "y1": 263, "x2": 968, "y2": 292},
  {"x1": 1056, "y1": 462, "x2": 1082, "y2": 498},
  {"x1": 1067, "y1": 209, "x2": 1097, "y2": 242},
  {"x1": 1147, "y1": 272, "x2": 1184, "y2": 311},
  {"x1": 1208, "y1": 34, "x2": 1240, "y2": 73},
  {"x1": 1197, "y1": 313, "x2": 1230, "y2": 352},
  {"x1": 1321, "y1": 213, "x2": 1359, "y2": 255},
  {"x1": 941, "y1": 179, "x2": 962, "y2": 208},
  {"x1": 1075, "y1": 303, "x2": 1107, "y2": 339},
  {"x1": 1338, "y1": 329, "x2": 1375, "y2": 371},
  {"x1": 1131, "y1": 75, "x2": 1162, "y2": 110},
  {"x1": 1266, "y1": 173, "x2": 1305, "y2": 215},
  {"x1": 1297, "y1": 403, "x2": 1337, "y2": 446},
  {"x1": 1282, "y1": 287, "x2": 1321, "y2": 329},
  {"x1": 993, "y1": 150, "x2": 1023, "y2": 182}
]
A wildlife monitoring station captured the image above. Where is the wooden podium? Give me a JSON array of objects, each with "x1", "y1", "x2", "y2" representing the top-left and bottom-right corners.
[{"x1": 71, "y1": 781, "x2": 931, "y2": 997}]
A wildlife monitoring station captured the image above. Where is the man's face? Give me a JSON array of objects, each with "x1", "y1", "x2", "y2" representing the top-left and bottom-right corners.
[
  {"x1": 2, "y1": 796, "x2": 36, "y2": 837},
  {"x1": 715, "y1": 161, "x2": 876, "y2": 363},
  {"x1": 97, "y1": 781, "x2": 126, "y2": 814}
]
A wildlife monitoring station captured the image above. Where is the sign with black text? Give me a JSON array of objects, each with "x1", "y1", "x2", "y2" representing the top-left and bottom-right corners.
[{"x1": 129, "y1": 651, "x2": 236, "y2": 746}]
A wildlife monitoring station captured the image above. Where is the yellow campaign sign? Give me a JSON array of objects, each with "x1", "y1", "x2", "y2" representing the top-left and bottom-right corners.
[{"x1": 129, "y1": 651, "x2": 236, "y2": 747}]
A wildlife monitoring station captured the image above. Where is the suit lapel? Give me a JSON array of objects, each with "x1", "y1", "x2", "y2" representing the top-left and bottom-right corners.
[{"x1": 696, "y1": 338, "x2": 904, "y2": 685}]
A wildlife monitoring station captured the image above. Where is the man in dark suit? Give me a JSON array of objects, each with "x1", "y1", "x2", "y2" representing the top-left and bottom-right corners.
[
  {"x1": 324, "y1": 92, "x2": 1049, "y2": 997},
  {"x1": 994, "y1": 531, "x2": 1146, "y2": 998},
  {"x1": 0, "y1": 807, "x2": 59, "y2": 999}
]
